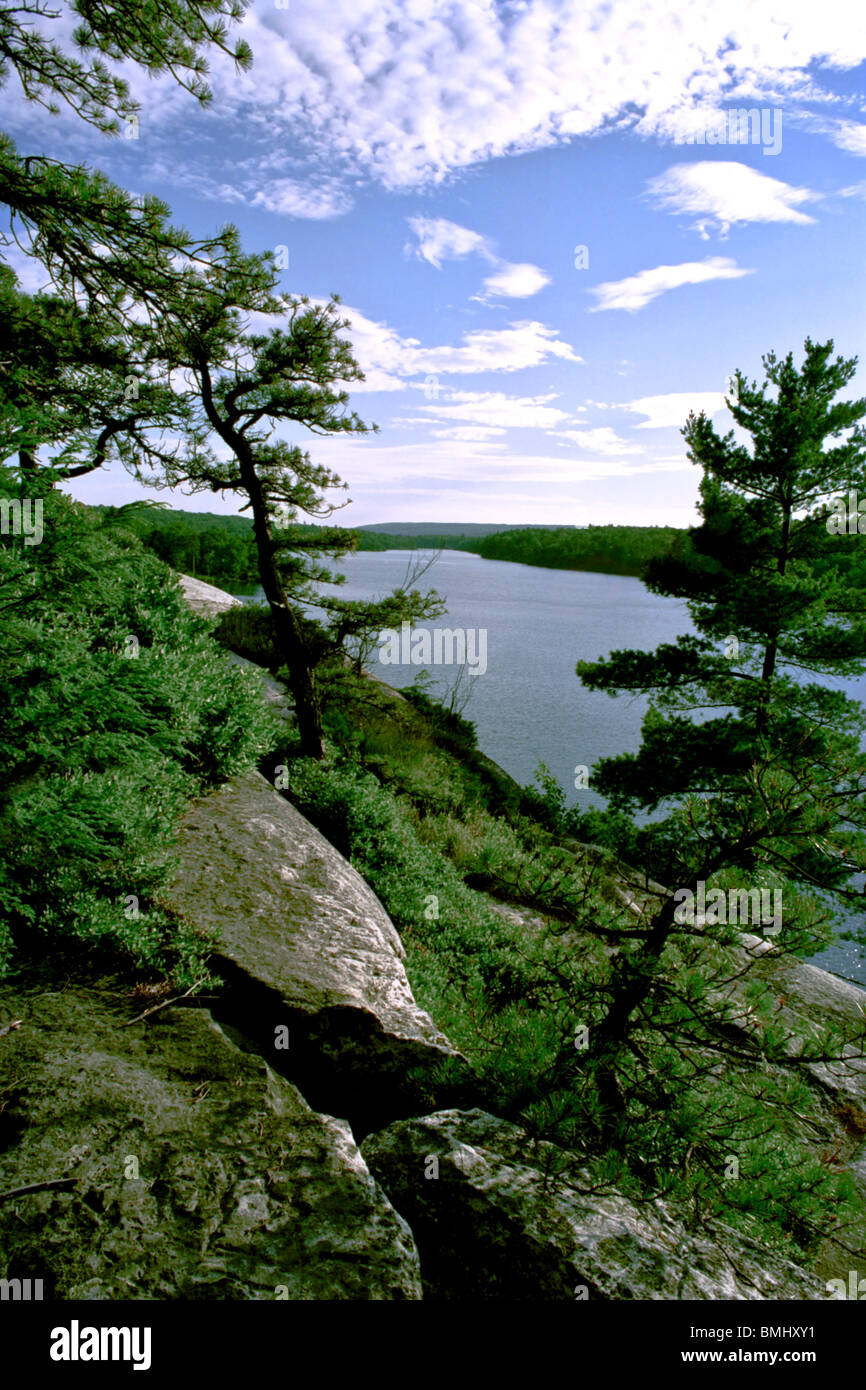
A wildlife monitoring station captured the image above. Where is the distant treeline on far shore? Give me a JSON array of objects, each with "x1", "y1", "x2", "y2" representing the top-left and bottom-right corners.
[{"x1": 91, "y1": 505, "x2": 689, "y2": 583}]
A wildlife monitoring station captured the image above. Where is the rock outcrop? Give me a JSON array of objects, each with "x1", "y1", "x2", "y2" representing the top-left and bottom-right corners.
[
  {"x1": 362, "y1": 1109, "x2": 825, "y2": 1301},
  {"x1": 177, "y1": 573, "x2": 242, "y2": 618},
  {"x1": 167, "y1": 770, "x2": 470, "y2": 1132},
  {"x1": 0, "y1": 974, "x2": 422, "y2": 1300}
]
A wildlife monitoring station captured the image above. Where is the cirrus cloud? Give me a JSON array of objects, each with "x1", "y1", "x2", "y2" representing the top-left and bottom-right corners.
[{"x1": 589, "y1": 256, "x2": 754, "y2": 312}]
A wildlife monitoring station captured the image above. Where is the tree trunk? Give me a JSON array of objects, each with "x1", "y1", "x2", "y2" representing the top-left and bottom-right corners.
[
  {"x1": 757, "y1": 490, "x2": 791, "y2": 730},
  {"x1": 241, "y1": 464, "x2": 325, "y2": 760},
  {"x1": 193, "y1": 358, "x2": 326, "y2": 760},
  {"x1": 586, "y1": 894, "x2": 680, "y2": 1136}
]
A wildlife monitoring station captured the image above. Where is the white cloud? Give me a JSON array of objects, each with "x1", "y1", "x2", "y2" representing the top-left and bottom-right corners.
[
  {"x1": 826, "y1": 121, "x2": 866, "y2": 156},
  {"x1": 415, "y1": 323, "x2": 582, "y2": 374},
  {"x1": 550, "y1": 428, "x2": 645, "y2": 455},
  {"x1": 192, "y1": 0, "x2": 866, "y2": 190},
  {"x1": 251, "y1": 178, "x2": 354, "y2": 219},
  {"x1": 623, "y1": 392, "x2": 729, "y2": 429},
  {"x1": 406, "y1": 216, "x2": 491, "y2": 267},
  {"x1": 589, "y1": 256, "x2": 753, "y2": 312},
  {"x1": 407, "y1": 217, "x2": 550, "y2": 301},
  {"x1": 7, "y1": 1, "x2": 866, "y2": 196},
  {"x1": 480, "y1": 263, "x2": 551, "y2": 299},
  {"x1": 431, "y1": 426, "x2": 507, "y2": 441},
  {"x1": 335, "y1": 306, "x2": 582, "y2": 389},
  {"x1": 309, "y1": 434, "x2": 694, "y2": 491},
  {"x1": 647, "y1": 161, "x2": 818, "y2": 235},
  {"x1": 419, "y1": 391, "x2": 572, "y2": 429}
]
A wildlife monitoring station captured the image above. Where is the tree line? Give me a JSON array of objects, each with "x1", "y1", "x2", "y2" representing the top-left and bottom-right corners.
[
  {"x1": 108, "y1": 506, "x2": 693, "y2": 584},
  {"x1": 476, "y1": 523, "x2": 690, "y2": 576}
]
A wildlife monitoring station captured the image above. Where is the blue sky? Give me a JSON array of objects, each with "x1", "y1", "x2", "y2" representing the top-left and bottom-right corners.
[{"x1": 6, "y1": 0, "x2": 866, "y2": 526}]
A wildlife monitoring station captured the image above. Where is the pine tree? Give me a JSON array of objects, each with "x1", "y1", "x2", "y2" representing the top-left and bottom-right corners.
[
  {"x1": 129, "y1": 253, "x2": 442, "y2": 759},
  {"x1": 0, "y1": 0, "x2": 252, "y2": 314},
  {"x1": 566, "y1": 339, "x2": 866, "y2": 1147},
  {"x1": 0, "y1": 262, "x2": 204, "y2": 480}
]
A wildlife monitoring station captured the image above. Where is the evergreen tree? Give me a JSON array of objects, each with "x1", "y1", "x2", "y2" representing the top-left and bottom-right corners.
[
  {"x1": 564, "y1": 340, "x2": 866, "y2": 1155},
  {"x1": 0, "y1": 262, "x2": 205, "y2": 480},
  {"x1": 129, "y1": 256, "x2": 441, "y2": 758}
]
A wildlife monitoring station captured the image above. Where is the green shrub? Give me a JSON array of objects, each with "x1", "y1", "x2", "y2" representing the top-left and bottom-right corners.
[
  {"x1": 0, "y1": 481, "x2": 277, "y2": 982},
  {"x1": 402, "y1": 684, "x2": 478, "y2": 753},
  {"x1": 214, "y1": 601, "x2": 281, "y2": 669}
]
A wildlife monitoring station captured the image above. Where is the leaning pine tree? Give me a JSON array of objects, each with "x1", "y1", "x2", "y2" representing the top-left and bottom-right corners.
[
  {"x1": 139, "y1": 249, "x2": 443, "y2": 759},
  {"x1": 537, "y1": 339, "x2": 866, "y2": 1248},
  {"x1": 133, "y1": 254, "x2": 364, "y2": 756}
]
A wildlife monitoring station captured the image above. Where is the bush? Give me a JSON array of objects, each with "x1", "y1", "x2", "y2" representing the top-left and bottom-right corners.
[
  {"x1": 0, "y1": 481, "x2": 277, "y2": 982},
  {"x1": 214, "y1": 601, "x2": 281, "y2": 669},
  {"x1": 402, "y1": 684, "x2": 478, "y2": 753}
]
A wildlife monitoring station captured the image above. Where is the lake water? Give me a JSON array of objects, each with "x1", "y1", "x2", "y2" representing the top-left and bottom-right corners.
[{"x1": 232, "y1": 548, "x2": 866, "y2": 985}]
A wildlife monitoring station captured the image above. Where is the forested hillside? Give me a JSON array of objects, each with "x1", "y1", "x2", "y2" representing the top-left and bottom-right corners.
[
  {"x1": 92, "y1": 506, "x2": 688, "y2": 584},
  {"x1": 477, "y1": 524, "x2": 690, "y2": 576}
]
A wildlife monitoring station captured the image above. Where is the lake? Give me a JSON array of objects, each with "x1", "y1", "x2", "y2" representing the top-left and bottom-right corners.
[{"x1": 232, "y1": 548, "x2": 866, "y2": 985}]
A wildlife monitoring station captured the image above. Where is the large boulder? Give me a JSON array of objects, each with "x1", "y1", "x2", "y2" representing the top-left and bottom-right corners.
[
  {"x1": 168, "y1": 771, "x2": 470, "y2": 1131},
  {"x1": 0, "y1": 973, "x2": 422, "y2": 1300},
  {"x1": 362, "y1": 1109, "x2": 825, "y2": 1301}
]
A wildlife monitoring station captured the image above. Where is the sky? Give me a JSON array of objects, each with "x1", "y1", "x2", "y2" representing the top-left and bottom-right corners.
[{"x1": 5, "y1": 0, "x2": 866, "y2": 527}]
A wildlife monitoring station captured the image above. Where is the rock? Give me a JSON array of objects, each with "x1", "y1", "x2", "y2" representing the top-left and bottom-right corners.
[
  {"x1": 362, "y1": 1109, "x2": 825, "y2": 1301},
  {"x1": 168, "y1": 771, "x2": 470, "y2": 1131},
  {"x1": 174, "y1": 575, "x2": 293, "y2": 719},
  {"x1": 223, "y1": 649, "x2": 294, "y2": 722},
  {"x1": 176, "y1": 573, "x2": 242, "y2": 618},
  {"x1": 714, "y1": 944, "x2": 866, "y2": 1115},
  {"x1": 0, "y1": 975, "x2": 422, "y2": 1300}
]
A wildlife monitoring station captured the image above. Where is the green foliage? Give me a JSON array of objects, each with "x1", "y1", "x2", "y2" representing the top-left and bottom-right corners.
[
  {"x1": 277, "y1": 754, "x2": 572, "y2": 1102},
  {"x1": 0, "y1": 478, "x2": 276, "y2": 981},
  {"x1": 354, "y1": 530, "x2": 481, "y2": 553},
  {"x1": 143, "y1": 523, "x2": 259, "y2": 581},
  {"x1": 0, "y1": 0, "x2": 251, "y2": 133},
  {"x1": 478, "y1": 524, "x2": 688, "y2": 577},
  {"x1": 578, "y1": 341, "x2": 866, "y2": 910},
  {"x1": 0, "y1": 261, "x2": 202, "y2": 484},
  {"x1": 401, "y1": 684, "x2": 478, "y2": 755},
  {"x1": 214, "y1": 602, "x2": 281, "y2": 668}
]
